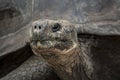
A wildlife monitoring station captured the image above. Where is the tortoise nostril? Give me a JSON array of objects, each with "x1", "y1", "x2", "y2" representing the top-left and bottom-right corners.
[
  {"x1": 34, "y1": 25, "x2": 37, "y2": 29},
  {"x1": 34, "y1": 25, "x2": 41, "y2": 29},
  {"x1": 39, "y1": 26, "x2": 41, "y2": 29}
]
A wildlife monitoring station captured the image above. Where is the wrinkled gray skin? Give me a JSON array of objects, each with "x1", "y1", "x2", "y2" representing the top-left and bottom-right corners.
[
  {"x1": 1, "y1": 0, "x2": 120, "y2": 80},
  {"x1": 1, "y1": 55, "x2": 55, "y2": 80}
]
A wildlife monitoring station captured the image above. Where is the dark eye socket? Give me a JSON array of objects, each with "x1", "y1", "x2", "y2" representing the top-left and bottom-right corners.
[{"x1": 52, "y1": 23, "x2": 61, "y2": 32}]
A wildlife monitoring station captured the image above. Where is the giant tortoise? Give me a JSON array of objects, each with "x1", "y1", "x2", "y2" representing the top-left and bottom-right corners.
[
  {"x1": 1, "y1": 19, "x2": 120, "y2": 80},
  {"x1": 1, "y1": 0, "x2": 120, "y2": 80}
]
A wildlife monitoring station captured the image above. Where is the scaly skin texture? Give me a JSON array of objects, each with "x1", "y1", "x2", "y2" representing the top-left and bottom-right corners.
[{"x1": 0, "y1": 55, "x2": 60, "y2": 80}]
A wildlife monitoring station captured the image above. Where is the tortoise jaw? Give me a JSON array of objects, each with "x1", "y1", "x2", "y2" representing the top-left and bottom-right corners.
[
  {"x1": 31, "y1": 40, "x2": 78, "y2": 56},
  {"x1": 30, "y1": 40, "x2": 53, "y2": 49},
  {"x1": 30, "y1": 39, "x2": 69, "y2": 49}
]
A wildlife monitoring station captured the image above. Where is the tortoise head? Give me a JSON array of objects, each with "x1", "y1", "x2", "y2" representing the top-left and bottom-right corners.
[
  {"x1": 29, "y1": 19, "x2": 81, "y2": 79},
  {"x1": 30, "y1": 19, "x2": 79, "y2": 55},
  {"x1": 29, "y1": 20, "x2": 79, "y2": 67}
]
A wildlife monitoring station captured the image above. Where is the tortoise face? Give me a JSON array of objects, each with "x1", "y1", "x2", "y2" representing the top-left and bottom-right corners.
[{"x1": 30, "y1": 20, "x2": 78, "y2": 59}]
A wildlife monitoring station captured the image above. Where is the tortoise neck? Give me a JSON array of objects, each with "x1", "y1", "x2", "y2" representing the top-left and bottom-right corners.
[
  {"x1": 53, "y1": 45, "x2": 93, "y2": 80},
  {"x1": 52, "y1": 46, "x2": 82, "y2": 80}
]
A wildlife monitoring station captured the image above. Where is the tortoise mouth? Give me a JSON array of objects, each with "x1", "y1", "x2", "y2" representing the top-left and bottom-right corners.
[
  {"x1": 30, "y1": 38, "x2": 78, "y2": 59},
  {"x1": 30, "y1": 38, "x2": 73, "y2": 51}
]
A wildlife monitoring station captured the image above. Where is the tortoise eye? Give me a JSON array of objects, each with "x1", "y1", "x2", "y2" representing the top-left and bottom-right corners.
[{"x1": 52, "y1": 23, "x2": 61, "y2": 32}]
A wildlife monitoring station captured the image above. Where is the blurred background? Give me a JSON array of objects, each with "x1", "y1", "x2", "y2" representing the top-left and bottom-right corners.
[{"x1": 0, "y1": 0, "x2": 120, "y2": 37}]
